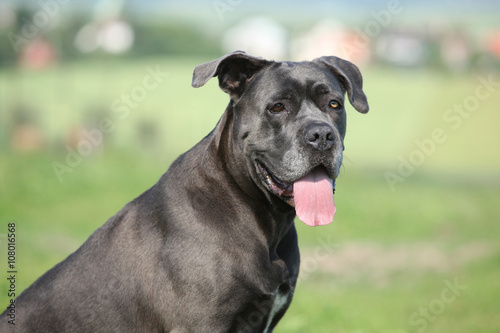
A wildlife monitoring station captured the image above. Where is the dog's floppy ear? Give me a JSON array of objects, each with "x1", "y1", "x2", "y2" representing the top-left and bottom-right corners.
[
  {"x1": 192, "y1": 51, "x2": 273, "y2": 100},
  {"x1": 313, "y1": 56, "x2": 369, "y2": 114}
]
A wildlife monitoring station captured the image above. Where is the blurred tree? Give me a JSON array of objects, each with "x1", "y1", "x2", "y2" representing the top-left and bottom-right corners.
[{"x1": 130, "y1": 21, "x2": 220, "y2": 58}]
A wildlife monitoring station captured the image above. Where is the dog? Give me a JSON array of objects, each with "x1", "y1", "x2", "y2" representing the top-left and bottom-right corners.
[{"x1": 0, "y1": 51, "x2": 368, "y2": 332}]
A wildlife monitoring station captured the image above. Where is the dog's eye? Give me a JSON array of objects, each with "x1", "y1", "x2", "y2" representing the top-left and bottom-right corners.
[
  {"x1": 269, "y1": 103, "x2": 286, "y2": 114},
  {"x1": 329, "y1": 100, "x2": 341, "y2": 110}
]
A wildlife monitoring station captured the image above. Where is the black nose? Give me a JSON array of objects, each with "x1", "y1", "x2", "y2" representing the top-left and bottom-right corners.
[{"x1": 305, "y1": 123, "x2": 335, "y2": 151}]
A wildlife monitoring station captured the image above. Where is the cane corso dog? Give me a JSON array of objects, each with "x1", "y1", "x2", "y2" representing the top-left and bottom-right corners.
[{"x1": 1, "y1": 51, "x2": 368, "y2": 332}]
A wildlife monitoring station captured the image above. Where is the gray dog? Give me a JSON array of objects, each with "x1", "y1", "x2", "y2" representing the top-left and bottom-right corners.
[{"x1": 0, "y1": 51, "x2": 368, "y2": 332}]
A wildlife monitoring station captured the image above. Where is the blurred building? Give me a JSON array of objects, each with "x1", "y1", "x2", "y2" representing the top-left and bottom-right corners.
[
  {"x1": 74, "y1": 0, "x2": 134, "y2": 55},
  {"x1": 19, "y1": 36, "x2": 57, "y2": 69},
  {"x1": 439, "y1": 29, "x2": 472, "y2": 72},
  {"x1": 290, "y1": 20, "x2": 371, "y2": 65},
  {"x1": 221, "y1": 16, "x2": 287, "y2": 60},
  {"x1": 487, "y1": 30, "x2": 500, "y2": 60},
  {"x1": 375, "y1": 29, "x2": 428, "y2": 67}
]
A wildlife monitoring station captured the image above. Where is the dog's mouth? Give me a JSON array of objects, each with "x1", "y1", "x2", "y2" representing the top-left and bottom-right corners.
[
  {"x1": 256, "y1": 161, "x2": 336, "y2": 227},
  {"x1": 256, "y1": 161, "x2": 294, "y2": 204}
]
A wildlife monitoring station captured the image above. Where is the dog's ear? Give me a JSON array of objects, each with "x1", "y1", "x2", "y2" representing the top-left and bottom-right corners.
[
  {"x1": 313, "y1": 56, "x2": 369, "y2": 114},
  {"x1": 192, "y1": 51, "x2": 273, "y2": 100}
]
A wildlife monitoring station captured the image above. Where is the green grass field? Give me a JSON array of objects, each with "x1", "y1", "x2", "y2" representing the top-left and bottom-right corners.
[{"x1": 1, "y1": 57, "x2": 499, "y2": 332}]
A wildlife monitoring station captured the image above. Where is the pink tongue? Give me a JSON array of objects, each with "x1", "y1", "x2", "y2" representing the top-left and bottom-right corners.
[{"x1": 294, "y1": 168, "x2": 336, "y2": 227}]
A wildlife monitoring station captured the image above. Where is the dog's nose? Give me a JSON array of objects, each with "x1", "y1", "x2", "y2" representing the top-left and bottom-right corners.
[{"x1": 305, "y1": 123, "x2": 335, "y2": 151}]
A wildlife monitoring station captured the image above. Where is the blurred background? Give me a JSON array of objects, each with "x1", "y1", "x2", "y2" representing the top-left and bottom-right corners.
[{"x1": 1, "y1": 0, "x2": 499, "y2": 332}]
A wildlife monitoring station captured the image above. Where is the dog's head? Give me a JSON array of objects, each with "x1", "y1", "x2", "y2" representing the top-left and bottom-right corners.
[{"x1": 192, "y1": 51, "x2": 369, "y2": 226}]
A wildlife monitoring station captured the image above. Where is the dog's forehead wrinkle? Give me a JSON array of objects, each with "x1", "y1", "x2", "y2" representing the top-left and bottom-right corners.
[
  {"x1": 257, "y1": 63, "x2": 344, "y2": 98},
  {"x1": 311, "y1": 80, "x2": 344, "y2": 97}
]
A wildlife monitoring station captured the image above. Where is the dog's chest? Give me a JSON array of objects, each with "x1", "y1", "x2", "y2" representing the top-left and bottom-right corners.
[
  {"x1": 262, "y1": 288, "x2": 291, "y2": 332},
  {"x1": 234, "y1": 283, "x2": 292, "y2": 332}
]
